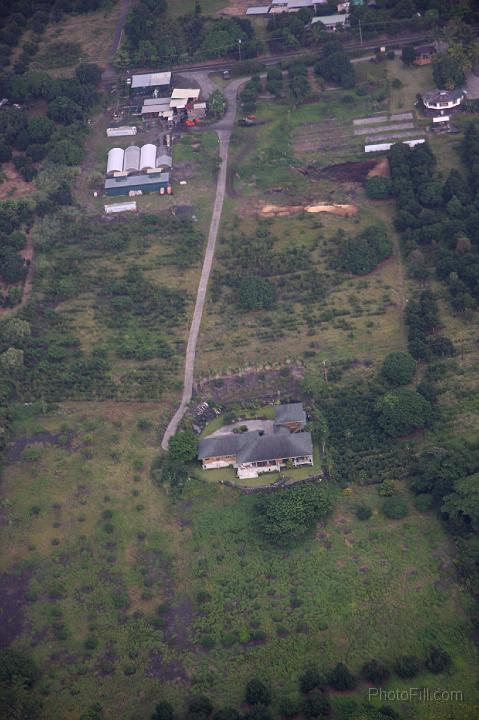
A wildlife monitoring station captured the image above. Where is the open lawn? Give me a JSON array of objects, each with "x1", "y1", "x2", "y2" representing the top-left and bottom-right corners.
[
  {"x1": 1, "y1": 402, "x2": 477, "y2": 719},
  {"x1": 387, "y1": 57, "x2": 433, "y2": 115}
]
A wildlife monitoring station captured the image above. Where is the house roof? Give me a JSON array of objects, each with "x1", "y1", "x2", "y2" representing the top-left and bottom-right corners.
[
  {"x1": 312, "y1": 13, "x2": 349, "y2": 24},
  {"x1": 274, "y1": 403, "x2": 307, "y2": 426},
  {"x1": 422, "y1": 88, "x2": 464, "y2": 104},
  {"x1": 237, "y1": 432, "x2": 313, "y2": 464},
  {"x1": 198, "y1": 427, "x2": 312, "y2": 464}
]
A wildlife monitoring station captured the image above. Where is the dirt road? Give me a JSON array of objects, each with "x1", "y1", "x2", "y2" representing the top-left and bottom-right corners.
[{"x1": 161, "y1": 78, "x2": 244, "y2": 450}]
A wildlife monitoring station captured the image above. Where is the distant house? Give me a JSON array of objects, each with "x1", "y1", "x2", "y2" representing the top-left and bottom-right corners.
[
  {"x1": 198, "y1": 403, "x2": 313, "y2": 480},
  {"x1": 421, "y1": 88, "x2": 465, "y2": 114},
  {"x1": 337, "y1": 1, "x2": 350, "y2": 11},
  {"x1": 311, "y1": 13, "x2": 350, "y2": 30},
  {"x1": 413, "y1": 44, "x2": 436, "y2": 66}
]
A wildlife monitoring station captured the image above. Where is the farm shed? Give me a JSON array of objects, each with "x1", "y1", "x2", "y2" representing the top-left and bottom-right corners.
[
  {"x1": 106, "y1": 126, "x2": 137, "y2": 137},
  {"x1": 129, "y1": 71, "x2": 172, "y2": 91},
  {"x1": 140, "y1": 144, "x2": 156, "y2": 171},
  {"x1": 104, "y1": 201, "x2": 137, "y2": 214},
  {"x1": 414, "y1": 44, "x2": 436, "y2": 65},
  {"x1": 365, "y1": 139, "x2": 425, "y2": 152},
  {"x1": 107, "y1": 147, "x2": 124, "y2": 175},
  {"x1": 312, "y1": 13, "x2": 350, "y2": 29},
  {"x1": 105, "y1": 173, "x2": 170, "y2": 196},
  {"x1": 246, "y1": 6, "x2": 271, "y2": 14},
  {"x1": 171, "y1": 88, "x2": 201, "y2": 102},
  {"x1": 123, "y1": 145, "x2": 141, "y2": 173}
]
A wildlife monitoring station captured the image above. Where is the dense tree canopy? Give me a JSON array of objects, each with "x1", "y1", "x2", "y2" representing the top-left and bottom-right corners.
[
  {"x1": 376, "y1": 388, "x2": 430, "y2": 437},
  {"x1": 256, "y1": 483, "x2": 333, "y2": 544},
  {"x1": 381, "y1": 352, "x2": 416, "y2": 385}
]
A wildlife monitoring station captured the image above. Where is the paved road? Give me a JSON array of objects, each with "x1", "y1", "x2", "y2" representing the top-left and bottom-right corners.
[{"x1": 161, "y1": 78, "x2": 244, "y2": 450}]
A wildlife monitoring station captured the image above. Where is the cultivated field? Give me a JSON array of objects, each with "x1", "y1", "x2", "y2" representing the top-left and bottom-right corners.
[{"x1": 1, "y1": 402, "x2": 477, "y2": 719}]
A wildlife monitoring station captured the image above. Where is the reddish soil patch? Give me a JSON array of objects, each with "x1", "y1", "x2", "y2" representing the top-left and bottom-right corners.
[
  {"x1": 0, "y1": 163, "x2": 32, "y2": 200},
  {"x1": 0, "y1": 570, "x2": 31, "y2": 648},
  {"x1": 367, "y1": 157, "x2": 390, "y2": 178},
  {"x1": 218, "y1": 0, "x2": 257, "y2": 16}
]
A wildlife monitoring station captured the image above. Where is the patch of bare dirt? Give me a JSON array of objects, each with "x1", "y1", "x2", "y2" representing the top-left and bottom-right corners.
[
  {"x1": 0, "y1": 163, "x2": 32, "y2": 200},
  {"x1": 0, "y1": 570, "x2": 31, "y2": 648},
  {"x1": 367, "y1": 157, "x2": 390, "y2": 178},
  {"x1": 218, "y1": 0, "x2": 257, "y2": 16},
  {"x1": 260, "y1": 202, "x2": 357, "y2": 218}
]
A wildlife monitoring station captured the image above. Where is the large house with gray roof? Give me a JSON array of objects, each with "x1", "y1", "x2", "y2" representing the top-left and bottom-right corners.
[{"x1": 198, "y1": 403, "x2": 313, "y2": 480}]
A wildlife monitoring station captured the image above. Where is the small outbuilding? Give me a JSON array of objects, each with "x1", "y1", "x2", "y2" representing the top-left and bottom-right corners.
[
  {"x1": 312, "y1": 13, "x2": 350, "y2": 30},
  {"x1": 413, "y1": 44, "x2": 436, "y2": 66}
]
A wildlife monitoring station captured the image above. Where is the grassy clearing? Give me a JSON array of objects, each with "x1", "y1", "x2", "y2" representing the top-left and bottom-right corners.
[
  {"x1": 30, "y1": 1, "x2": 123, "y2": 76},
  {"x1": 387, "y1": 57, "x2": 433, "y2": 114},
  {"x1": 1, "y1": 401, "x2": 477, "y2": 719}
]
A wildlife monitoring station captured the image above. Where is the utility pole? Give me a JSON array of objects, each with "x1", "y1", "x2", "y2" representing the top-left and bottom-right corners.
[
  {"x1": 238, "y1": 38, "x2": 242, "y2": 62},
  {"x1": 358, "y1": 18, "x2": 363, "y2": 45}
]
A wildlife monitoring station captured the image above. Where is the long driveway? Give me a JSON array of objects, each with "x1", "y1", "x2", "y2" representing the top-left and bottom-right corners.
[{"x1": 161, "y1": 78, "x2": 244, "y2": 450}]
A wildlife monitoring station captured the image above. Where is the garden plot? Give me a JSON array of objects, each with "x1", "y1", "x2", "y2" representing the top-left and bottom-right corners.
[
  {"x1": 293, "y1": 119, "x2": 355, "y2": 157},
  {"x1": 353, "y1": 112, "x2": 419, "y2": 147}
]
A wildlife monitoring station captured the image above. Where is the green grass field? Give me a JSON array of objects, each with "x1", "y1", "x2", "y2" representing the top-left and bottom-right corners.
[{"x1": 1, "y1": 402, "x2": 477, "y2": 719}]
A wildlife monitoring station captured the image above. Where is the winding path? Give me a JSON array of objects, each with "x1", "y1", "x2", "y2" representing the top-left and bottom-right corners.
[{"x1": 161, "y1": 79, "x2": 244, "y2": 450}]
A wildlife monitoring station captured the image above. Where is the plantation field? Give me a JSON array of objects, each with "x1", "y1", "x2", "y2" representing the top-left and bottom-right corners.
[{"x1": 1, "y1": 402, "x2": 477, "y2": 719}]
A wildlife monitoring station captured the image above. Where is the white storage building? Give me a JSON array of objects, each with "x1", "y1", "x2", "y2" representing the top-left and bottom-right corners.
[
  {"x1": 140, "y1": 144, "x2": 157, "y2": 172},
  {"x1": 123, "y1": 146, "x2": 141, "y2": 173},
  {"x1": 130, "y1": 71, "x2": 172, "y2": 90},
  {"x1": 107, "y1": 147, "x2": 124, "y2": 175}
]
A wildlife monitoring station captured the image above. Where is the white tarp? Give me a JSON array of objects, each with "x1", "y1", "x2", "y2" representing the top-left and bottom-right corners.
[{"x1": 365, "y1": 138, "x2": 425, "y2": 153}]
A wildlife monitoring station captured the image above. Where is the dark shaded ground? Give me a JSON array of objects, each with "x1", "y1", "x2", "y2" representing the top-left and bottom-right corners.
[
  {"x1": 300, "y1": 160, "x2": 378, "y2": 183},
  {"x1": 194, "y1": 365, "x2": 305, "y2": 406},
  {"x1": 0, "y1": 570, "x2": 31, "y2": 648},
  {"x1": 7, "y1": 430, "x2": 74, "y2": 463}
]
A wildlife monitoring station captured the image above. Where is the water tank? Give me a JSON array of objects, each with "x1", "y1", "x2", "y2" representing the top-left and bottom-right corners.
[
  {"x1": 140, "y1": 143, "x2": 156, "y2": 172},
  {"x1": 123, "y1": 145, "x2": 141, "y2": 173},
  {"x1": 106, "y1": 147, "x2": 124, "y2": 175}
]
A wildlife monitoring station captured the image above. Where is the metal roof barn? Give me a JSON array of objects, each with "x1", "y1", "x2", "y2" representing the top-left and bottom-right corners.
[
  {"x1": 105, "y1": 173, "x2": 170, "y2": 196},
  {"x1": 170, "y1": 97, "x2": 188, "y2": 109},
  {"x1": 107, "y1": 147, "x2": 124, "y2": 175},
  {"x1": 140, "y1": 144, "x2": 156, "y2": 171},
  {"x1": 123, "y1": 146, "x2": 141, "y2": 173},
  {"x1": 130, "y1": 71, "x2": 171, "y2": 89},
  {"x1": 143, "y1": 97, "x2": 170, "y2": 107}
]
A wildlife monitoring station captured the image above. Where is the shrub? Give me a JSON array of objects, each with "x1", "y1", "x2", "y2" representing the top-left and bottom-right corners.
[
  {"x1": 366, "y1": 176, "x2": 392, "y2": 200},
  {"x1": 381, "y1": 352, "x2": 416, "y2": 386},
  {"x1": 361, "y1": 659, "x2": 390, "y2": 684},
  {"x1": 328, "y1": 663, "x2": 356, "y2": 691},
  {"x1": 414, "y1": 493, "x2": 433, "y2": 512},
  {"x1": 382, "y1": 496, "x2": 408, "y2": 520},
  {"x1": 340, "y1": 225, "x2": 392, "y2": 275},
  {"x1": 299, "y1": 668, "x2": 324, "y2": 694},
  {"x1": 245, "y1": 679, "x2": 271, "y2": 706},
  {"x1": 424, "y1": 645, "x2": 451, "y2": 674},
  {"x1": 237, "y1": 276, "x2": 276, "y2": 311},
  {"x1": 152, "y1": 701, "x2": 175, "y2": 720},
  {"x1": 394, "y1": 655, "x2": 420, "y2": 678},
  {"x1": 302, "y1": 688, "x2": 331, "y2": 719},
  {"x1": 169, "y1": 430, "x2": 198, "y2": 462},
  {"x1": 186, "y1": 695, "x2": 213, "y2": 720},
  {"x1": 356, "y1": 504, "x2": 372, "y2": 521},
  {"x1": 376, "y1": 388, "x2": 430, "y2": 437},
  {"x1": 84, "y1": 636, "x2": 98, "y2": 650},
  {"x1": 378, "y1": 480, "x2": 395, "y2": 497}
]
